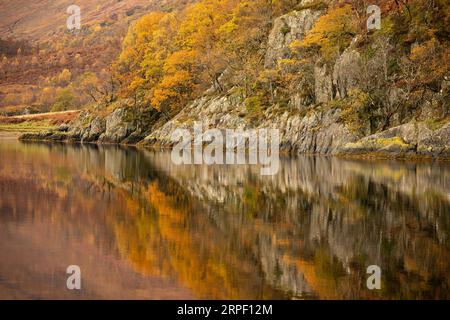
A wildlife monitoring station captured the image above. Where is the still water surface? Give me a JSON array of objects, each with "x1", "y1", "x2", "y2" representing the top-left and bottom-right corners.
[{"x1": 0, "y1": 137, "x2": 449, "y2": 299}]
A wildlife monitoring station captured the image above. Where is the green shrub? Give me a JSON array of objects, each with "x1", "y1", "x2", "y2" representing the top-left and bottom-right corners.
[
  {"x1": 51, "y1": 88, "x2": 75, "y2": 112},
  {"x1": 244, "y1": 96, "x2": 263, "y2": 114}
]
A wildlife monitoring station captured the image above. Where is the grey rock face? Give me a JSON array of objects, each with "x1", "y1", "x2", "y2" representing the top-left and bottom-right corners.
[
  {"x1": 99, "y1": 108, "x2": 136, "y2": 143},
  {"x1": 276, "y1": 108, "x2": 360, "y2": 154},
  {"x1": 332, "y1": 48, "x2": 362, "y2": 99},
  {"x1": 314, "y1": 62, "x2": 334, "y2": 104},
  {"x1": 19, "y1": 103, "x2": 156, "y2": 145},
  {"x1": 143, "y1": 95, "x2": 248, "y2": 147},
  {"x1": 81, "y1": 116, "x2": 106, "y2": 142},
  {"x1": 142, "y1": 90, "x2": 360, "y2": 155},
  {"x1": 340, "y1": 122, "x2": 450, "y2": 157},
  {"x1": 314, "y1": 40, "x2": 363, "y2": 104},
  {"x1": 265, "y1": 8, "x2": 323, "y2": 68}
]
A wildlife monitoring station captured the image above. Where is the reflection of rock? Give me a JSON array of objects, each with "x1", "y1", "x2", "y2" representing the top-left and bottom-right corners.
[
  {"x1": 104, "y1": 147, "x2": 127, "y2": 181},
  {"x1": 258, "y1": 234, "x2": 314, "y2": 298},
  {"x1": 7, "y1": 140, "x2": 449, "y2": 299},
  {"x1": 143, "y1": 151, "x2": 450, "y2": 207},
  {"x1": 142, "y1": 150, "x2": 450, "y2": 298}
]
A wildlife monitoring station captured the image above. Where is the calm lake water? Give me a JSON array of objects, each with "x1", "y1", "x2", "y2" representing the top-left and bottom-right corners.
[{"x1": 0, "y1": 136, "x2": 449, "y2": 299}]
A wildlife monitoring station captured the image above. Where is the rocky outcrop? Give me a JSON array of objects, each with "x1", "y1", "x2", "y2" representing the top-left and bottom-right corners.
[
  {"x1": 340, "y1": 121, "x2": 450, "y2": 157},
  {"x1": 314, "y1": 38, "x2": 363, "y2": 104},
  {"x1": 141, "y1": 91, "x2": 361, "y2": 155},
  {"x1": 314, "y1": 61, "x2": 334, "y2": 104},
  {"x1": 142, "y1": 95, "x2": 246, "y2": 147},
  {"x1": 82, "y1": 116, "x2": 106, "y2": 142},
  {"x1": 285, "y1": 108, "x2": 360, "y2": 154},
  {"x1": 19, "y1": 101, "x2": 158, "y2": 145},
  {"x1": 332, "y1": 47, "x2": 362, "y2": 99},
  {"x1": 19, "y1": 131, "x2": 70, "y2": 142},
  {"x1": 265, "y1": 4, "x2": 323, "y2": 68},
  {"x1": 99, "y1": 108, "x2": 139, "y2": 143},
  {"x1": 141, "y1": 86, "x2": 450, "y2": 157}
]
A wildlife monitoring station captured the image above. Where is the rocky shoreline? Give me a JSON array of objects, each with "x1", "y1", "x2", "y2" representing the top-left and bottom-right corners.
[
  {"x1": 16, "y1": 5, "x2": 450, "y2": 161},
  {"x1": 18, "y1": 107, "x2": 450, "y2": 160}
]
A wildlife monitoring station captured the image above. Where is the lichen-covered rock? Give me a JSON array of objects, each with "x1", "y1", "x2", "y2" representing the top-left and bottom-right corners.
[
  {"x1": 99, "y1": 108, "x2": 136, "y2": 143},
  {"x1": 416, "y1": 122, "x2": 450, "y2": 156},
  {"x1": 142, "y1": 90, "x2": 360, "y2": 155},
  {"x1": 314, "y1": 39, "x2": 363, "y2": 104},
  {"x1": 340, "y1": 121, "x2": 450, "y2": 157},
  {"x1": 277, "y1": 108, "x2": 360, "y2": 154},
  {"x1": 81, "y1": 116, "x2": 106, "y2": 142},
  {"x1": 341, "y1": 137, "x2": 413, "y2": 154},
  {"x1": 142, "y1": 95, "x2": 247, "y2": 147},
  {"x1": 19, "y1": 131, "x2": 68, "y2": 142}
]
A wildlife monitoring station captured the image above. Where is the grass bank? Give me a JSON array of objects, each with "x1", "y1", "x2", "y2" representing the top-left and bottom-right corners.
[{"x1": 0, "y1": 110, "x2": 80, "y2": 133}]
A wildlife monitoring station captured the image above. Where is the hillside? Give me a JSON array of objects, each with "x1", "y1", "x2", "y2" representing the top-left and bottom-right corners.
[
  {"x1": 0, "y1": 0, "x2": 197, "y2": 41},
  {"x1": 0, "y1": 0, "x2": 195, "y2": 115},
  {"x1": 4, "y1": 0, "x2": 450, "y2": 158},
  {"x1": 0, "y1": 0, "x2": 148, "y2": 40}
]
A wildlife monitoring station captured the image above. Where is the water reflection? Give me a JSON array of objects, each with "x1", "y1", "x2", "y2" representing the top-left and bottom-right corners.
[{"x1": 0, "y1": 139, "x2": 449, "y2": 299}]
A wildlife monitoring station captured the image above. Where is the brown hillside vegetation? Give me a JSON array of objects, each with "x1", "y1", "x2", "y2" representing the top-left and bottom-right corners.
[
  {"x1": 0, "y1": 0, "x2": 195, "y2": 114},
  {"x1": 0, "y1": 0, "x2": 188, "y2": 40}
]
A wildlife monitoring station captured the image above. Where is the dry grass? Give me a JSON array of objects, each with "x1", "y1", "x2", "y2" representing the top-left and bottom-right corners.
[{"x1": 0, "y1": 110, "x2": 80, "y2": 126}]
